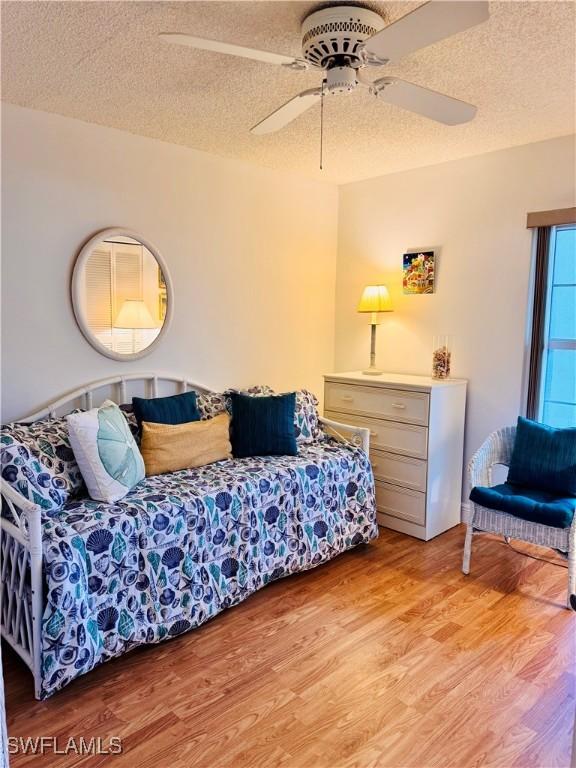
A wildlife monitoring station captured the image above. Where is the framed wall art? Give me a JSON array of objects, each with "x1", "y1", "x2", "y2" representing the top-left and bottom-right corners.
[{"x1": 403, "y1": 251, "x2": 435, "y2": 294}]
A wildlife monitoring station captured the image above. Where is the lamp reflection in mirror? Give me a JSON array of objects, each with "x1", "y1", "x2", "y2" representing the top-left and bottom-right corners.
[
  {"x1": 114, "y1": 299, "x2": 159, "y2": 354},
  {"x1": 357, "y1": 284, "x2": 393, "y2": 375}
]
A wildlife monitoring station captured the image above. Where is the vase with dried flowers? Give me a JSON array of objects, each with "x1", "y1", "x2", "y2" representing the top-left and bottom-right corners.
[{"x1": 432, "y1": 336, "x2": 452, "y2": 379}]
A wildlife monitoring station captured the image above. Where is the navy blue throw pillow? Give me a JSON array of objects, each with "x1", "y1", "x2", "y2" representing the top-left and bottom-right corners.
[
  {"x1": 132, "y1": 391, "x2": 200, "y2": 429},
  {"x1": 230, "y1": 392, "x2": 297, "y2": 458},
  {"x1": 507, "y1": 417, "x2": 576, "y2": 497}
]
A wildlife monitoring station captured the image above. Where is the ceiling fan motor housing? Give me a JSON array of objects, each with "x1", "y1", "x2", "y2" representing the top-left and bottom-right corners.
[
  {"x1": 301, "y1": 5, "x2": 385, "y2": 69},
  {"x1": 326, "y1": 66, "x2": 357, "y2": 93}
]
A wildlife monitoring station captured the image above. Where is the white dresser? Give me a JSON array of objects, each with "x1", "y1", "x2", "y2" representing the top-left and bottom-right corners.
[{"x1": 324, "y1": 371, "x2": 467, "y2": 541}]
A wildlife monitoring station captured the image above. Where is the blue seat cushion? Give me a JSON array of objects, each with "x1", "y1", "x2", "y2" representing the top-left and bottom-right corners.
[
  {"x1": 470, "y1": 482, "x2": 576, "y2": 529},
  {"x1": 507, "y1": 417, "x2": 576, "y2": 497}
]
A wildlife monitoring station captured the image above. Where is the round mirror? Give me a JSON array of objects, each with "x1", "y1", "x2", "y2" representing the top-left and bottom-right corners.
[{"x1": 71, "y1": 228, "x2": 173, "y2": 361}]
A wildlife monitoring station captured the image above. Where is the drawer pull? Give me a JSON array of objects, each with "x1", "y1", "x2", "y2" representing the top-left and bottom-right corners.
[
  {"x1": 341, "y1": 395, "x2": 354, "y2": 402},
  {"x1": 392, "y1": 403, "x2": 406, "y2": 410}
]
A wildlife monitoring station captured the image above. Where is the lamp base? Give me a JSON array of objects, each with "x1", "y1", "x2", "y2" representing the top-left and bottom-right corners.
[{"x1": 362, "y1": 367, "x2": 383, "y2": 376}]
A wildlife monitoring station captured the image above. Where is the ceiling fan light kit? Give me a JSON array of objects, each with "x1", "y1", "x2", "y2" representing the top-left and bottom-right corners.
[
  {"x1": 160, "y1": 1, "x2": 489, "y2": 143},
  {"x1": 326, "y1": 66, "x2": 356, "y2": 94}
]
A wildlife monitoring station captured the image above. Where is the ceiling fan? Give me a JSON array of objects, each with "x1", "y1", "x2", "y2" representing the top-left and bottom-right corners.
[{"x1": 159, "y1": 1, "x2": 489, "y2": 135}]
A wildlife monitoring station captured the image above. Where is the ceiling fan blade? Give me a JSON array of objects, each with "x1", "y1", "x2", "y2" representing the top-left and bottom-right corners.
[
  {"x1": 362, "y1": 1, "x2": 489, "y2": 63},
  {"x1": 374, "y1": 77, "x2": 476, "y2": 125},
  {"x1": 159, "y1": 33, "x2": 305, "y2": 68},
  {"x1": 251, "y1": 88, "x2": 322, "y2": 135}
]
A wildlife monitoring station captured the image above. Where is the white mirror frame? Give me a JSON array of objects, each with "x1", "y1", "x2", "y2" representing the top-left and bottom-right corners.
[{"x1": 71, "y1": 227, "x2": 174, "y2": 362}]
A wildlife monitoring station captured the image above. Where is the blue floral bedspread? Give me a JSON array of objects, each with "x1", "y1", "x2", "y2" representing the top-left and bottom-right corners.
[{"x1": 40, "y1": 439, "x2": 377, "y2": 698}]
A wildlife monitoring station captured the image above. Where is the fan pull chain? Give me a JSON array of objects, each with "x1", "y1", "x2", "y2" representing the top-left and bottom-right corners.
[{"x1": 320, "y1": 79, "x2": 325, "y2": 170}]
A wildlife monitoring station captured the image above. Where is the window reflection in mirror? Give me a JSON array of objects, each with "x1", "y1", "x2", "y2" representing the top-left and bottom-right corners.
[{"x1": 81, "y1": 236, "x2": 168, "y2": 356}]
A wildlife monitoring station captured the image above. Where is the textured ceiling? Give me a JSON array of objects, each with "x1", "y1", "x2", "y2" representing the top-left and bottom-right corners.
[{"x1": 1, "y1": 1, "x2": 575, "y2": 184}]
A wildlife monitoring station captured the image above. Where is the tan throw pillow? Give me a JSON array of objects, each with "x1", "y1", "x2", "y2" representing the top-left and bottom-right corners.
[{"x1": 140, "y1": 413, "x2": 232, "y2": 476}]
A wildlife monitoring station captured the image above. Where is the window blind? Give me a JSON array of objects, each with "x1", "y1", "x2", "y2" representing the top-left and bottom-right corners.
[
  {"x1": 85, "y1": 245, "x2": 113, "y2": 351},
  {"x1": 84, "y1": 242, "x2": 145, "y2": 354}
]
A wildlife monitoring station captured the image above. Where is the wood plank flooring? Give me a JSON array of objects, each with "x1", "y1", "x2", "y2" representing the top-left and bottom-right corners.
[{"x1": 3, "y1": 525, "x2": 575, "y2": 768}]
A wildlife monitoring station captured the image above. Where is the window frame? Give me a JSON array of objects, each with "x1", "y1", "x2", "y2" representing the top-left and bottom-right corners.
[{"x1": 532, "y1": 223, "x2": 576, "y2": 423}]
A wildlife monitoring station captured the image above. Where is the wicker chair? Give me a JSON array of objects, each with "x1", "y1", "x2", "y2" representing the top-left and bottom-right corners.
[{"x1": 463, "y1": 426, "x2": 576, "y2": 609}]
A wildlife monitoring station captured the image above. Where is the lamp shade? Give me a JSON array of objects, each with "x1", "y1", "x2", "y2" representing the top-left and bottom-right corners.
[
  {"x1": 114, "y1": 299, "x2": 158, "y2": 329},
  {"x1": 357, "y1": 284, "x2": 393, "y2": 313}
]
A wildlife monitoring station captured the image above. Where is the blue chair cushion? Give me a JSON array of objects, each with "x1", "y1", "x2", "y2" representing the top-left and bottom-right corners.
[
  {"x1": 507, "y1": 417, "x2": 576, "y2": 497},
  {"x1": 470, "y1": 482, "x2": 576, "y2": 529},
  {"x1": 230, "y1": 392, "x2": 297, "y2": 458}
]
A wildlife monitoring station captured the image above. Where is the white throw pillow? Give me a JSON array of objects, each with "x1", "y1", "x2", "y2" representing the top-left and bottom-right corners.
[{"x1": 67, "y1": 400, "x2": 145, "y2": 503}]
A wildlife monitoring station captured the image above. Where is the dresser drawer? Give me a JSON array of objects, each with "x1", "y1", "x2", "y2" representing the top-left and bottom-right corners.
[
  {"x1": 370, "y1": 450, "x2": 427, "y2": 492},
  {"x1": 375, "y1": 481, "x2": 426, "y2": 525},
  {"x1": 325, "y1": 382, "x2": 429, "y2": 426},
  {"x1": 324, "y1": 411, "x2": 428, "y2": 459}
]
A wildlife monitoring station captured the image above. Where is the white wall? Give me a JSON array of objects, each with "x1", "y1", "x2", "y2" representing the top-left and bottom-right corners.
[
  {"x1": 335, "y1": 135, "x2": 575, "y2": 476},
  {"x1": 3, "y1": 104, "x2": 574, "y2": 476},
  {"x1": 1, "y1": 104, "x2": 338, "y2": 421}
]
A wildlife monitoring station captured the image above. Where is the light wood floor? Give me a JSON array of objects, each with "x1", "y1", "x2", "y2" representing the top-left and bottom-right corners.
[{"x1": 3, "y1": 525, "x2": 575, "y2": 768}]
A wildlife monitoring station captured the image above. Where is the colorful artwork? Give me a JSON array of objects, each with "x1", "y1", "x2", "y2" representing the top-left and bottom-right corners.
[
  {"x1": 158, "y1": 266, "x2": 167, "y2": 321},
  {"x1": 403, "y1": 251, "x2": 435, "y2": 294},
  {"x1": 159, "y1": 293, "x2": 167, "y2": 323}
]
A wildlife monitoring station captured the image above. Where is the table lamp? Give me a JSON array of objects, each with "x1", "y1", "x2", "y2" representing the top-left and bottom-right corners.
[
  {"x1": 114, "y1": 299, "x2": 158, "y2": 354},
  {"x1": 357, "y1": 284, "x2": 393, "y2": 375}
]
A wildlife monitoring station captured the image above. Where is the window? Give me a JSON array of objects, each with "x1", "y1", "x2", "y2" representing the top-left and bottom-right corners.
[
  {"x1": 527, "y1": 216, "x2": 576, "y2": 427},
  {"x1": 539, "y1": 225, "x2": 576, "y2": 426}
]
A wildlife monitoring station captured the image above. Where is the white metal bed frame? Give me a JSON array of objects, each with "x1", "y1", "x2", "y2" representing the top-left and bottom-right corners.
[{"x1": 0, "y1": 373, "x2": 370, "y2": 699}]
